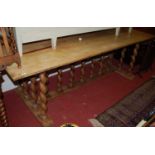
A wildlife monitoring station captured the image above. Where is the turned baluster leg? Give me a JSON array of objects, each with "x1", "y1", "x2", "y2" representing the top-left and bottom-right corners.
[
  {"x1": 69, "y1": 64, "x2": 75, "y2": 88},
  {"x1": 57, "y1": 68, "x2": 63, "y2": 92},
  {"x1": 90, "y1": 59, "x2": 95, "y2": 78},
  {"x1": 0, "y1": 94, "x2": 8, "y2": 127},
  {"x1": 119, "y1": 48, "x2": 127, "y2": 69},
  {"x1": 0, "y1": 76, "x2": 8, "y2": 127},
  {"x1": 80, "y1": 61, "x2": 85, "y2": 83},
  {"x1": 8, "y1": 27, "x2": 18, "y2": 53},
  {"x1": 39, "y1": 72, "x2": 48, "y2": 112},
  {"x1": 129, "y1": 44, "x2": 139, "y2": 72},
  {"x1": 30, "y1": 77, "x2": 38, "y2": 107},
  {"x1": 98, "y1": 56, "x2": 104, "y2": 75},
  {"x1": 21, "y1": 81, "x2": 29, "y2": 99},
  {"x1": 105, "y1": 54, "x2": 114, "y2": 72}
]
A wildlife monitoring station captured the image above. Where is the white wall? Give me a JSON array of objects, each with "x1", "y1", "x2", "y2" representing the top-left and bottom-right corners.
[{"x1": 2, "y1": 75, "x2": 16, "y2": 92}]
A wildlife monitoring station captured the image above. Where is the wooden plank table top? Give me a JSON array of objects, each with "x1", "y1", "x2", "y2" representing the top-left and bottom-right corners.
[{"x1": 6, "y1": 30, "x2": 155, "y2": 81}]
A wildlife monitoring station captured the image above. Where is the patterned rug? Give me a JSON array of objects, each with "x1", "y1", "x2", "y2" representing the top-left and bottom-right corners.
[{"x1": 90, "y1": 78, "x2": 155, "y2": 127}]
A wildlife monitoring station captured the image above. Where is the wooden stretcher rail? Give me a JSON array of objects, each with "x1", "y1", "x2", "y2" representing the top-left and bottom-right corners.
[{"x1": 6, "y1": 30, "x2": 155, "y2": 81}]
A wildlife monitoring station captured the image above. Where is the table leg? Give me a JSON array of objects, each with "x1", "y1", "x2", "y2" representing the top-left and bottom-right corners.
[
  {"x1": 17, "y1": 75, "x2": 53, "y2": 126},
  {"x1": 21, "y1": 81, "x2": 29, "y2": 99},
  {"x1": 0, "y1": 75, "x2": 8, "y2": 127},
  {"x1": 57, "y1": 68, "x2": 63, "y2": 92},
  {"x1": 39, "y1": 72, "x2": 48, "y2": 112},
  {"x1": 98, "y1": 56, "x2": 104, "y2": 75},
  {"x1": 30, "y1": 77, "x2": 38, "y2": 108},
  {"x1": 90, "y1": 59, "x2": 95, "y2": 79},
  {"x1": 80, "y1": 61, "x2": 85, "y2": 83},
  {"x1": 0, "y1": 95, "x2": 8, "y2": 127},
  {"x1": 129, "y1": 44, "x2": 139, "y2": 72},
  {"x1": 69, "y1": 64, "x2": 75, "y2": 88},
  {"x1": 119, "y1": 48, "x2": 127, "y2": 69}
]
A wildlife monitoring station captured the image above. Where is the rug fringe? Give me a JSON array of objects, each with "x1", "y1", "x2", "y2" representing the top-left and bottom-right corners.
[{"x1": 89, "y1": 119, "x2": 104, "y2": 127}]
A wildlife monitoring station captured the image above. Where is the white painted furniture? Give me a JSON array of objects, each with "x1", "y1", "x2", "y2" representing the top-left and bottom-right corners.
[
  {"x1": 15, "y1": 27, "x2": 118, "y2": 56},
  {"x1": 15, "y1": 27, "x2": 133, "y2": 57}
]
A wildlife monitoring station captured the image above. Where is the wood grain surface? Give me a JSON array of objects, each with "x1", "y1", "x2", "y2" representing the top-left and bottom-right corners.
[{"x1": 6, "y1": 30, "x2": 155, "y2": 81}]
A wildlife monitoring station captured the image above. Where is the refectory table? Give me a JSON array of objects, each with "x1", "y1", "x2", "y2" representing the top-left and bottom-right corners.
[{"x1": 5, "y1": 30, "x2": 155, "y2": 126}]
